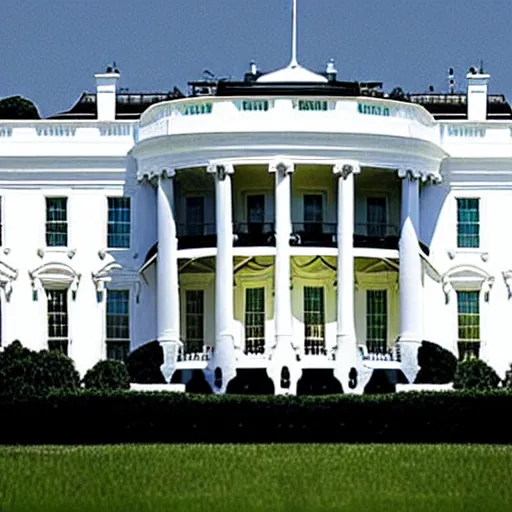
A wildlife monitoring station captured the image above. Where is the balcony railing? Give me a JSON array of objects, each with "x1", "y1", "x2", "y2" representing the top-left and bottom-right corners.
[
  {"x1": 177, "y1": 223, "x2": 216, "y2": 249},
  {"x1": 291, "y1": 222, "x2": 337, "y2": 247},
  {"x1": 354, "y1": 223, "x2": 399, "y2": 250},
  {"x1": 358, "y1": 343, "x2": 401, "y2": 362},
  {"x1": 234, "y1": 222, "x2": 275, "y2": 246},
  {"x1": 177, "y1": 343, "x2": 213, "y2": 362}
]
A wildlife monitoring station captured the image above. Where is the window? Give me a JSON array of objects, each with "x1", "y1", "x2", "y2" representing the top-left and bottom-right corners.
[
  {"x1": 304, "y1": 194, "x2": 323, "y2": 233},
  {"x1": 457, "y1": 198, "x2": 479, "y2": 248},
  {"x1": 185, "y1": 290, "x2": 204, "y2": 354},
  {"x1": 457, "y1": 290, "x2": 480, "y2": 360},
  {"x1": 47, "y1": 289, "x2": 68, "y2": 355},
  {"x1": 244, "y1": 287, "x2": 265, "y2": 354},
  {"x1": 186, "y1": 197, "x2": 205, "y2": 236},
  {"x1": 107, "y1": 197, "x2": 130, "y2": 248},
  {"x1": 46, "y1": 198, "x2": 67, "y2": 247},
  {"x1": 106, "y1": 290, "x2": 130, "y2": 360},
  {"x1": 304, "y1": 286, "x2": 325, "y2": 354},
  {"x1": 247, "y1": 195, "x2": 265, "y2": 234},
  {"x1": 366, "y1": 290, "x2": 387, "y2": 354},
  {"x1": 367, "y1": 197, "x2": 387, "y2": 237}
]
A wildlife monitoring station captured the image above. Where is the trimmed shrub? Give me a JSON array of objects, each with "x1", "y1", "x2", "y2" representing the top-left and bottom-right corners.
[
  {"x1": 503, "y1": 364, "x2": 512, "y2": 390},
  {"x1": 453, "y1": 359, "x2": 501, "y2": 390},
  {"x1": 126, "y1": 341, "x2": 166, "y2": 384},
  {"x1": 415, "y1": 341, "x2": 457, "y2": 384},
  {"x1": 83, "y1": 360, "x2": 130, "y2": 390},
  {"x1": 1, "y1": 390, "x2": 511, "y2": 445},
  {"x1": 0, "y1": 340, "x2": 80, "y2": 397}
]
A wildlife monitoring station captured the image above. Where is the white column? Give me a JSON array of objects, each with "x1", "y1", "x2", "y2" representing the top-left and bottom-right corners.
[
  {"x1": 273, "y1": 160, "x2": 294, "y2": 346},
  {"x1": 267, "y1": 158, "x2": 300, "y2": 394},
  {"x1": 333, "y1": 161, "x2": 360, "y2": 393},
  {"x1": 157, "y1": 170, "x2": 181, "y2": 383},
  {"x1": 398, "y1": 168, "x2": 423, "y2": 382},
  {"x1": 208, "y1": 163, "x2": 236, "y2": 393}
]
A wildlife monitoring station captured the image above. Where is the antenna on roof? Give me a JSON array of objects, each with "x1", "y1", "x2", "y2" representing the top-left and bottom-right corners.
[
  {"x1": 448, "y1": 67, "x2": 455, "y2": 94},
  {"x1": 480, "y1": 60, "x2": 484, "y2": 73},
  {"x1": 289, "y1": 0, "x2": 298, "y2": 68}
]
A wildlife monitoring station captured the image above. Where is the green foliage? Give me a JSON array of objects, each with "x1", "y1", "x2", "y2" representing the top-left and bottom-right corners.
[
  {"x1": 0, "y1": 340, "x2": 80, "y2": 398},
  {"x1": 82, "y1": 360, "x2": 130, "y2": 390},
  {"x1": 504, "y1": 365, "x2": 512, "y2": 390},
  {"x1": 0, "y1": 96, "x2": 40, "y2": 119},
  {"x1": 1, "y1": 389, "x2": 512, "y2": 444},
  {"x1": 125, "y1": 340, "x2": 166, "y2": 384},
  {"x1": 453, "y1": 359, "x2": 501, "y2": 390},
  {"x1": 415, "y1": 341, "x2": 458, "y2": 384}
]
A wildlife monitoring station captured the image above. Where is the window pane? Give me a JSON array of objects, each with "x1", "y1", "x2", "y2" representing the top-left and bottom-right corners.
[
  {"x1": 366, "y1": 290, "x2": 387, "y2": 354},
  {"x1": 247, "y1": 195, "x2": 265, "y2": 223},
  {"x1": 304, "y1": 286, "x2": 325, "y2": 354},
  {"x1": 47, "y1": 289, "x2": 68, "y2": 354},
  {"x1": 367, "y1": 198, "x2": 387, "y2": 237},
  {"x1": 185, "y1": 290, "x2": 204, "y2": 353},
  {"x1": 46, "y1": 198, "x2": 68, "y2": 247},
  {"x1": 106, "y1": 290, "x2": 130, "y2": 360},
  {"x1": 107, "y1": 197, "x2": 130, "y2": 248},
  {"x1": 457, "y1": 198, "x2": 480, "y2": 248},
  {"x1": 245, "y1": 287, "x2": 265, "y2": 354},
  {"x1": 186, "y1": 197, "x2": 205, "y2": 236},
  {"x1": 304, "y1": 195, "x2": 323, "y2": 223},
  {"x1": 457, "y1": 291, "x2": 480, "y2": 360}
]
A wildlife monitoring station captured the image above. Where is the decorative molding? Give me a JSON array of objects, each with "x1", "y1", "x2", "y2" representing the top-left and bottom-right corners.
[
  {"x1": 91, "y1": 262, "x2": 123, "y2": 300},
  {"x1": 37, "y1": 248, "x2": 44, "y2": 258},
  {"x1": 98, "y1": 249, "x2": 107, "y2": 260},
  {"x1": 503, "y1": 271, "x2": 512, "y2": 299},
  {"x1": 442, "y1": 264, "x2": 494, "y2": 303},
  {"x1": 397, "y1": 166, "x2": 442, "y2": 185},
  {"x1": 0, "y1": 260, "x2": 18, "y2": 302},
  {"x1": 268, "y1": 158, "x2": 294, "y2": 177},
  {"x1": 137, "y1": 157, "x2": 177, "y2": 181},
  {"x1": 67, "y1": 249, "x2": 77, "y2": 259},
  {"x1": 29, "y1": 262, "x2": 81, "y2": 300},
  {"x1": 333, "y1": 161, "x2": 361, "y2": 179},
  {"x1": 3, "y1": 248, "x2": 10, "y2": 255},
  {"x1": 207, "y1": 163, "x2": 234, "y2": 181}
]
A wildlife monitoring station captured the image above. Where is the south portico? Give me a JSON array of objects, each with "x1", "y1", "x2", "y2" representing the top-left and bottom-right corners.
[{"x1": 135, "y1": 150, "x2": 444, "y2": 394}]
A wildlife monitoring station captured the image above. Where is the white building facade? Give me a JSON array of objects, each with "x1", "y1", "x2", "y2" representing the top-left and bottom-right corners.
[{"x1": 1, "y1": 60, "x2": 512, "y2": 394}]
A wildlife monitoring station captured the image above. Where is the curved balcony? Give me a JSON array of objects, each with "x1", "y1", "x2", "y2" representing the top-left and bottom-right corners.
[
  {"x1": 177, "y1": 223, "x2": 216, "y2": 250},
  {"x1": 234, "y1": 222, "x2": 275, "y2": 247},
  {"x1": 291, "y1": 222, "x2": 337, "y2": 247},
  {"x1": 354, "y1": 223, "x2": 399, "y2": 250}
]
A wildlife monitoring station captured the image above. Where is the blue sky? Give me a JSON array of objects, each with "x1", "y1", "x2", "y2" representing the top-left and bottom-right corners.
[{"x1": 1, "y1": 0, "x2": 511, "y2": 118}]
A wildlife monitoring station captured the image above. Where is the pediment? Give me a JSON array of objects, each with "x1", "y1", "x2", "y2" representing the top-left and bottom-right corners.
[{"x1": 30, "y1": 262, "x2": 81, "y2": 290}]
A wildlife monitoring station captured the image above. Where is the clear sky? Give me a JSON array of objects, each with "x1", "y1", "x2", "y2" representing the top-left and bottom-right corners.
[{"x1": 1, "y1": 0, "x2": 511, "y2": 118}]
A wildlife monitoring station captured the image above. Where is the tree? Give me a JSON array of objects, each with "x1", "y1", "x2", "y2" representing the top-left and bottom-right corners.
[
  {"x1": 0, "y1": 96, "x2": 40, "y2": 119},
  {"x1": 82, "y1": 360, "x2": 130, "y2": 390}
]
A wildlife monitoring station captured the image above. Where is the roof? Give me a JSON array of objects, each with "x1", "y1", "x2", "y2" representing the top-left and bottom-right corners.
[{"x1": 47, "y1": 89, "x2": 185, "y2": 120}]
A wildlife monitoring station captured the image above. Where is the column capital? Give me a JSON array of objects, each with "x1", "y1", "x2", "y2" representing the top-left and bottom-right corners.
[
  {"x1": 159, "y1": 168, "x2": 176, "y2": 180},
  {"x1": 333, "y1": 161, "x2": 361, "y2": 179},
  {"x1": 397, "y1": 166, "x2": 442, "y2": 184},
  {"x1": 269, "y1": 158, "x2": 294, "y2": 177},
  {"x1": 207, "y1": 163, "x2": 234, "y2": 181}
]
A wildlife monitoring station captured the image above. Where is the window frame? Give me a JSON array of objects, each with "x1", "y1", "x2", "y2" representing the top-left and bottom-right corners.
[
  {"x1": 243, "y1": 286, "x2": 266, "y2": 354},
  {"x1": 303, "y1": 285, "x2": 326, "y2": 353},
  {"x1": 185, "y1": 195, "x2": 206, "y2": 236},
  {"x1": 45, "y1": 197, "x2": 68, "y2": 248},
  {"x1": 107, "y1": 196, "x2": 131, "y2": 249},
  {"x1": 366, "y1": 196, "x2": 388, "y2": 237},
  {"x1": 456, "y1": 289, "x2": 481, "y2": 360},
  {"x1": 46, "y1": 288, "x2": 69, "y2": 355},
  {"x1": 366, "y1": 289, "x2": 388, "y2": 354},
  {"x1": 184, "y1": 289, "x2": 205, "y2": 354},
  {"x1": 105, "y1": 289, "x2": 130, "y2": 361},
  {"x1": 456, "y1": 197, "x2": 480, "y2": 249}
]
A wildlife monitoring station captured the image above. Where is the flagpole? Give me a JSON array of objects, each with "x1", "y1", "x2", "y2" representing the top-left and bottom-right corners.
[{"x1": 289, "y1": 0, "x2": 298, "y2": 67}]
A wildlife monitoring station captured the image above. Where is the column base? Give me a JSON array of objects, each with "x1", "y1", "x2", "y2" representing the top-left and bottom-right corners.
[
  {"x1": 207, "y1": 333, "x2": 237, "y2": 394},
  {"x1": 397, "y1": 338, "x2": 422, "y2": 384},
  {"x1": 333, "y1": 334, "x2": 372, "y2": 394},
  {"x1": 267, "y1": 334, "x2": 302, "y2": 395},
  {"x1": 159, "y1": 339, "x2": 183, "y2": 384}
]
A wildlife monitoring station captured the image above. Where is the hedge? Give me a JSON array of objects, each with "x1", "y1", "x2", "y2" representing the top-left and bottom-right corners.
[{"x1": 1, "y1": 390, "x2": 511, "y2": 445}]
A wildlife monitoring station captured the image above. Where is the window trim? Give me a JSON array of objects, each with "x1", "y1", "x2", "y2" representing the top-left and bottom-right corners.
[
  {"x1": 184, "y1": 289, "x2": 205, "y2": 354},
  {"x1": 45, "y1": 196, "x2": 68, "y2": 248},
  {"x1": 365, "y1": 289, "x2": 388, "y2": 354},
  {"x1": 456, "y1": 197, "x2": 480, "y2": 250},
  {"x1": 106, "y1": 196, "x2": 131, "y2": 250},
  {"x1": 105, "y1": 288, "x2": 130, "y2": 360},
  {"x1": 243, "y1": 285, "x2": 266, "y2": 354}
]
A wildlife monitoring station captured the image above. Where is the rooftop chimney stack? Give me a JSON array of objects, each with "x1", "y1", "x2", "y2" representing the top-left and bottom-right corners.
[
  {"x1": 466, "y1": 65, "x2": 490, "y2": 121},
  {"x1": 326, "y1": 59, "x2": 337, "y2": 81},
  {"x1": 95, "y1": 63, "x2": 120, "y2": 121}
]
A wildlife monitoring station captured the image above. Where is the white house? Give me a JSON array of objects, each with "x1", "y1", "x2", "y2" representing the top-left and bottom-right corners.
[{"x1": 1, "y1": 13, "x2": 512, "y2": 394}]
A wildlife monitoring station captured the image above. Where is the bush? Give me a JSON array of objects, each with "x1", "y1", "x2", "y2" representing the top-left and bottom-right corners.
[
  {"x1": 1, "y1": 390, "x2": 511, "y2": 445},
  {"x1": 503, "y1": 364, "x2": 512, "y2": 390},
  {"x1": 0, "y1": 340, "x2": 80, "y2": 397},
  {"x1": 83, "y1": 360, "x2": 130, "y2": 390},
  {"x1": 453, "y1": 359, "x2": 501, "y2": 390},
  {"x1": 126, "y1": 341, "x2": 166, "y2": 384},
  {"x1": 414, "y1": 341, "x2": 457, "y2": 384}
]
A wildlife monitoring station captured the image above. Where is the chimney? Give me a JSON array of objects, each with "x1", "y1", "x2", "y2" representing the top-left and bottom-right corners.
[
  {"x1": 466, "y1": 66, "x2": 490, "y2": 121},
  {"x1": 326, "y1": 59, "x2": 337, "y2": 82},
  {"x1": 94, "y1": 64, "x2": 120, "y2": 121}
]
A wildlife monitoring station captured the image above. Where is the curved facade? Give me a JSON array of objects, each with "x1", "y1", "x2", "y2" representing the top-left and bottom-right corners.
[{"x1": 1, "y1": 65, "x2": 511, "y2": 394}]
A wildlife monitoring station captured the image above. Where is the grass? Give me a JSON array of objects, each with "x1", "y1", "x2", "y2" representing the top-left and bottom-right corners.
[{"x1": 0, "y1": 444, "x2": 511, "y2": 512}]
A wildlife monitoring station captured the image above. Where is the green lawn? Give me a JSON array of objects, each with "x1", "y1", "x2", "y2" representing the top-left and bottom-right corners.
[{"x1": 0, "y1": 444, "x2": 510, "y2": 512}]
